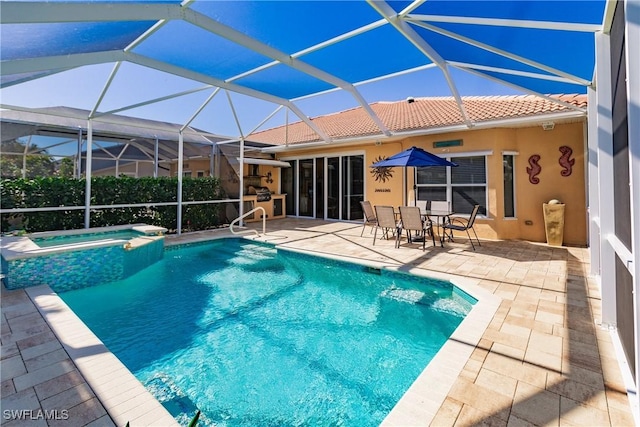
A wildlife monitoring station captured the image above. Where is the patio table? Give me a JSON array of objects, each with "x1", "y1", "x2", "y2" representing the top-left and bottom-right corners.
[
  {"x1": 395, "y1": 207, "x2": 453, "y2": 248},
  {"x1": 421, "y1": 209, "x2": 454, "y2": 247}
]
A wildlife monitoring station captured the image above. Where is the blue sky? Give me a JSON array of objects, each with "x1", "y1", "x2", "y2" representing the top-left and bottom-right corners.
[{"x1": 1, "y1": 61, "x2": 522, "y2": 142}]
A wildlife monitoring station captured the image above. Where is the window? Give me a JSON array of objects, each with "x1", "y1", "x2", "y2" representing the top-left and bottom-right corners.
[
  {"x1": 196, "y1": 170, "x2": 205, "y2": 178},
  {"x1": 182, "y1": 170, "x2": 192, "y2": 178},
  {"x1": 503, "y1": 155, "x2": 515, "y2": 217},
  {"x1": 416, "y1": 155, "x2": 487, "y2": 215}
]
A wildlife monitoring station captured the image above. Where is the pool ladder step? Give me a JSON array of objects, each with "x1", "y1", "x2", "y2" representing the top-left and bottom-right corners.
[{"x1": 229, "y1": 207, "x2": 266, "y2": 237}]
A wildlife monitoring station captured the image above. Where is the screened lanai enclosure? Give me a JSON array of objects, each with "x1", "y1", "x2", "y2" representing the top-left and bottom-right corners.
[
  {"x1": 0, "y1": 0, "x2": 612, "y2": 235},
  {"x1": 1, "y1": 1, "x2": 640, "y2": 417},
  {"x1": 0, "y1": 105, "x2": 283, "y2": 232}
]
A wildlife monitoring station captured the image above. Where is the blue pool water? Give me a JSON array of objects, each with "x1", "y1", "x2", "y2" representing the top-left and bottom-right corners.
[
  {"x1": 59, "y1": 239, "x2": 475, "y2": 426},
  {"x1": 32, "y1": 230, "x2": 144, "y2": 247}
]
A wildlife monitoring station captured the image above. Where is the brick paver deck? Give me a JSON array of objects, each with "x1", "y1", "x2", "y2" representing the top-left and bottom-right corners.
[{"x1": 1, "y1": 218, "x2": 636, "y2": 426}]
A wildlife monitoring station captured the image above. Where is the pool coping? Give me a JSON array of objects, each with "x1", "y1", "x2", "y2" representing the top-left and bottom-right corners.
[
  {"x1": 22, "y1": 234, "x2": 500, "y2": 426},
  {"x1": 1, "y1": 224, "x2": 167, "y2": 261},
  {"x1": 380, "y1": 267, "x2": 500, "y2": 425},
  {"x1": 25, "y1": 285, "x2": 179, "y2": 427},
  {"x1": 274, "y1": 245, "x2": 502, "y2": 425}
]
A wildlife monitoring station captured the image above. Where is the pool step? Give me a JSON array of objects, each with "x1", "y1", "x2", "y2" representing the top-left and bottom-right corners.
[
  {"x1": 379, "y1": 286, "x2": 443, "y2": 306},
  {"x1": 123, "y1": 235, "x2": 164, "y2": 250},
  {"x1": 145, "y1": 374, "x2": 204, "y2": 426}
]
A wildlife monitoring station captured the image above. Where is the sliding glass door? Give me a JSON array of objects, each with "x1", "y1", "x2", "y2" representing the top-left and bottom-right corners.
[
  {"x1": 341, "y1": 155, "x2": 364, "y2": 221},
  {"x1": 282, "y1": 160, "x2": 296, "y2": 216},
  {"x1": 327, "y1": 157, "x2": 340, "y2": 219},
  {"x1": 299, "y1": 159, "x2": 314, "y2": 217},
  {"x1": 315, "y1": 158, "x2": 325, "y2": 218},
  {"x1": 282, "y1": 154, "x2": 363, "y2": 221}
]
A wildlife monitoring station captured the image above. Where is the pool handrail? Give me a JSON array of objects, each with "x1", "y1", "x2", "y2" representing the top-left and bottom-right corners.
[{"x1": 229, "y1": 206, "x2": 266, "y2": 237}]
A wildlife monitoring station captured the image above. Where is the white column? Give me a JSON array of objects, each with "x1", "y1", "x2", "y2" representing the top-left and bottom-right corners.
[
  {"x1": 626, "y1": 0, "x2": 640, "y2": 419},
  {"x1": 595, "y1": 32, "x2": 617, "y2": 327},
  {"x1": 177, "y1": 131, "x2": 184, "y2": 235},
  {"x1": 587, "y1": 88, "x2": 601, "y2": 276},
  {"x1": 22, "y1": 135, "x2": 31, "y2": 179},
  {"x1": 77, "y1": 128, "x2": 83, "y2": 178},
  {"x1": 239, "y1": 138, "x2": 245, "y2": 225},
  {"x1": 210, "y1": 145, "x2": 215, "y2": 177},
  {"x1": 84, "y1": 120, "x2": 93, "y2": 229},
  {"x1": 154, "y1": 137, "x2": 159, "y2": 178}
]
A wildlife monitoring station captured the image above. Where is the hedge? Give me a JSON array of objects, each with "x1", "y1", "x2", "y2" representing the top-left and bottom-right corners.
[{"x1": 0, "y1": 176, "x2": 228, "y2": 233}]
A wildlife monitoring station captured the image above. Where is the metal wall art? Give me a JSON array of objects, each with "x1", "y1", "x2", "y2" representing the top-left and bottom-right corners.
[
  {"x1": 559, "y1": 145, "x2": 575, "y2": 177},
  {"x1": 526, "y1": 154, "x2": 541, "y2": 184},
  {"x1": 370, "y1": 156, "x2": 394, "y2": 182}
]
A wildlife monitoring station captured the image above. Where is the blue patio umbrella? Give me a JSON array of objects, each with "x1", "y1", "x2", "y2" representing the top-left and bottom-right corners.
[
  {"x1": 371, "y1": 146, "x2": 458, "y2": 168},
  {"x1": 370, "y1": 146, "x2": 458, "y2": 206}
]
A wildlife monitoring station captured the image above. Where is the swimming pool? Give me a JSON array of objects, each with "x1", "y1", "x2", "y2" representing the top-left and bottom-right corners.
[
  {"x1": 59, "y1": 238, "x2": 475, "y2": 426},
  {"x1": 31, "y1": 229, "x2": 145, "y2": 248},
  {"x1": 0, "y1": 224, "x2": 167, "y2": 290}
]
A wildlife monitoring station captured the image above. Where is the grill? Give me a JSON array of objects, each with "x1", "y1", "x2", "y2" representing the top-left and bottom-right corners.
[{"x1": 248, "y1": 185, "x2": 272, "y2": 202}]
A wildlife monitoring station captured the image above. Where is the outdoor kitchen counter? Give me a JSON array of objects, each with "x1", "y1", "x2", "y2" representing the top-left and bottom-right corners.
[{"x1": 242, "y1": 193, "x2": 286, "y2": 222}]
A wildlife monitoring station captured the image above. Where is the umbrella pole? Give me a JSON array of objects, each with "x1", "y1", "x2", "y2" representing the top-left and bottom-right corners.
[{"x1": 403, "y1": 168, "x2": 407, "y2": 206}]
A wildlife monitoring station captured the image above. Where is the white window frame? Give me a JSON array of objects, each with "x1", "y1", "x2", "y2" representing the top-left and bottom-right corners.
[{"x1": 415, "y1": 151, "x2": 491, "y2": 216}]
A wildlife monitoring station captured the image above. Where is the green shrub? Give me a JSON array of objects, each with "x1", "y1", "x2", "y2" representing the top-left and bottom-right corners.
[{"x1": 0, "y1": 176, "x2": 226, "y2": 233}]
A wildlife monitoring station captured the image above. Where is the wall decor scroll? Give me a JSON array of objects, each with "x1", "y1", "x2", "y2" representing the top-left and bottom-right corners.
[
  {"x1": 559, "y1": 145, "x2": 575, "y2": 177},
  {"x1": 526, "y1": 154, "x2": 541, "y2": 184},
  {"x1": 370, "y1": 156, "x2": 394, "y2": 182}
]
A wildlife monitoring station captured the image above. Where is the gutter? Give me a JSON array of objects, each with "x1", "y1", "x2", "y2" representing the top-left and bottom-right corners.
[{"x1": 260, "y1": 109, "x2": 587, "y2": 154}]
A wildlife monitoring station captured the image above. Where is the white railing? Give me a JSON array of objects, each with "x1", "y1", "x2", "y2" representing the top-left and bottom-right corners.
[{"x1": 229, "y1": 207, "x2": 266, "y2": 237}]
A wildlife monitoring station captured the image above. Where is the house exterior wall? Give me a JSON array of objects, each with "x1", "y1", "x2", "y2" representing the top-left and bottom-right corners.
[
  {"x1": 168, "y1": 160, "x2": 280, "y2": 195},
  {"x1": 92, "y1": 161, "x2": 169, "y2": 177},
  {"x1": 276, "y1": 121, "x2": 587, "y2": 246},
  {"x1": 169, "y1": 160, "x2": 210, "y2": 178}
]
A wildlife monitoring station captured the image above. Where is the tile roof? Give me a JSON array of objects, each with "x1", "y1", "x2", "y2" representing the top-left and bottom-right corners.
[{"x1": 249, "y1": 94, "x2": 587, "y2": 145}]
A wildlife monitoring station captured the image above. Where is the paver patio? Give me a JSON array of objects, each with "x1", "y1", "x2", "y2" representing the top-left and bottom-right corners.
[{"x1": 1, "y1": 218, "x2": 636, "y2": 426}]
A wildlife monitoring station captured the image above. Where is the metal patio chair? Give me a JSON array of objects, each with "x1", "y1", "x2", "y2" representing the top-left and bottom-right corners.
[
  {"x1": 359, "y1": 201, "x2": 377, "y2": 237},
  {"x1": 429, "y1": 200, "x2": 450, "y2": 212},
  {"x1": 397, "y1": 205, "x2": 435, "y2": 250},
  {"x1": 415, "y1": 200, "x2": 428, "y2": 214},
  {"x1": 373, "y1": 205, "x2": 399, "y2": 245},
  {"x1": 442, "y1": 204, "x2": 481, "y2": 250}
]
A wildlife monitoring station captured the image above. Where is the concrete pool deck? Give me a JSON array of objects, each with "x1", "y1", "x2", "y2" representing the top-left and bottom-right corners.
[{"x1": 1, "y1": 218, "x2": 637, "y2": 426}]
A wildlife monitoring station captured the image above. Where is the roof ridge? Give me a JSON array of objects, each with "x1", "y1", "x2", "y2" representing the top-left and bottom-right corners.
[
  {"x1": 249, "y1": 93, "x2": 587, "y2": 142},
  {"x1": 373, "y1": 93, "x2": 585, "y2": 104}
]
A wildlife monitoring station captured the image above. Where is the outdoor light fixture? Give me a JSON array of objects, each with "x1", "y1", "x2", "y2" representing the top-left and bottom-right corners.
[{"x1": 542, "y1": 121, "x2": 555, "y2": 131}]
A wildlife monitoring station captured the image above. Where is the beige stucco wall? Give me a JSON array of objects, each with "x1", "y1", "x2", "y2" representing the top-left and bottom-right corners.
[
  {"x1": 168, "y1": 159, "x2": 281, "y2": 197},
  {"x1": 93, "y1": 161, "x2": 170, "y2": 177},
  {"x1": 273, "y1": 121, "x2": 587, "y2": 246},
  {"x1": 164, "y1": 121, "x2": 587, "y2": 246}
]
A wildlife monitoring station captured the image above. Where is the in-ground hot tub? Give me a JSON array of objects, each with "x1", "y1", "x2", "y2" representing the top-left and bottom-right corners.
[{"x1": 0, "y1": 224, "x2": 167, "y2": 291}]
